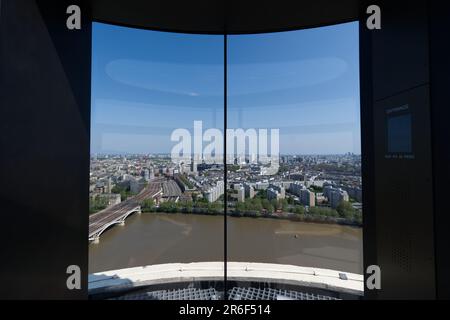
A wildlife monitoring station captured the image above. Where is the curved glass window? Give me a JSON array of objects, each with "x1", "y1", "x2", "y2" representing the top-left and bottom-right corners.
[
  {"x1": 88, "y1": 21, "x2": 362, "y2": 300},
  {"x1": 227, "y1": 22, "x2": 363, "y2": 276},
  {"x1": 89, "y1": 23, "x2": 224, "y2": 279}
]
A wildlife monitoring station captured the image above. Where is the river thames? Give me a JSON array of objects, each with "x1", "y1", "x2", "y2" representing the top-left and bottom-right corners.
[{"x1": 89, "y1": 212, "x2": 363, "y2": 274}]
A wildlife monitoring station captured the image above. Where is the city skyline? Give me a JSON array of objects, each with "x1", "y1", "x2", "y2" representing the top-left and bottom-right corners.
[{"x1": 90, "y1": 151, "x2": 361, "y2": 157}]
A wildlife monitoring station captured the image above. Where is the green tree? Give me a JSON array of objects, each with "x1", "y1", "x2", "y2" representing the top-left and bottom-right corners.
[
  {"x1": 256, "y1": 190, "x2": 267, "y2": 199},
  {"x1": 309, "y1": 206, "x2": 338, "y2": 217},
  {"x1": 140, "y1": 198, "x2": 155, "y2": 212},
  {"x1": 252, "y1": 198, "x2": 263, "y2": 212},
  {"x1": 111, "y1": 184, "x2": 135, "y2": 201},
  {"x1": 280, "y1": 199, "x2": 289, "y2": 211},
  {"x1": 184, "y1": 200, "x2": 193, "y2": 213},
  {"x1": 336, "y1": 201, "x2": 355, "y2": 219},
  {"x1": 235, "y1": 201, "x2": 246, "y2": 213},
  {"x1": 261, "y1": 199, "x2": 270, "y2": 210},
  {"x1": 89, "y1": 196, "x2": 108, "y2": 214},
  {"x1": 294, "y1": 206, "x2": 305, "y2": 215}
]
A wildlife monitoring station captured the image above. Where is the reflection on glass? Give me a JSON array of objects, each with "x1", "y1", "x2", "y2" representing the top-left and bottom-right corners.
[
  {"x1": 88, "y1": 23, "x2": 224, "y2": 295},
  {"x1": 87, "y1": 21, "x2": 363, "y2": 300},
  {"x1": 227, "y1": 22, "x2": 363, "y2": 286}
]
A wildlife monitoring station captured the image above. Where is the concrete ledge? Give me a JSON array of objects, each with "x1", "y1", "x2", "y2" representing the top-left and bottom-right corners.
[{"x1": 89, "y1": 262, "x2": 364, "y2": 296}]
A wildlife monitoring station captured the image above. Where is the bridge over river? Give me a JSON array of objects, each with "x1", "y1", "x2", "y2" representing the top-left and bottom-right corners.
[{"x1": 89, "y1": 180, "x2": 163, "y2": 242}]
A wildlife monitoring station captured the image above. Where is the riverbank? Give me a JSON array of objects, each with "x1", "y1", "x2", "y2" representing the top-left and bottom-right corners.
[
  {"x1": 142, "y1": 207, "x2": 362, "y2": 228},
  {"x1": 140, "y1": 196, "x2": 362, "y2": 227}
]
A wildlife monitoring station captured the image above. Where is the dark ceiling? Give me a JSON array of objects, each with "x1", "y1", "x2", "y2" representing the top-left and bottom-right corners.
[{"x1": 92, "y1": 0, "x2": 360, "y2": 34}]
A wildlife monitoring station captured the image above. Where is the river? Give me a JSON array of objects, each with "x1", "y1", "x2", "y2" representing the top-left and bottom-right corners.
[{"x1": 89, "y1": 212, "x2": 363, "y2": 274}]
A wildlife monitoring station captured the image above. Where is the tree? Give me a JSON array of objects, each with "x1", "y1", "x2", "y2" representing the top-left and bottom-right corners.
[
  {"x1": 309, "y1": 206, "x2": 338, "y2": 217},
  {"x1": 280, "y1": 199, "x2": 289, "y2": 211},
  {"x1": 261, "y1": 199, "x2": 270, "y2": 210},
  {"x1": 294, "y1": 206, "x2": 305, "y2": 215},
  {"x1": 309, "y1": 185, "x2": 323, "y2": 193},
  {"x1": 336, "y1": 201, "x2": 355, "y2": 219},
  {"x1": 252, "y1": 198, "x2": 263, "y2": 212},
  {"x1": 89, "y1": 196, "x2": 108, "y2": 214},
  {"x1": 140, "y1": 198, "x2": 155, "y2": 212},
  {"x1": 235, "y1": 202, "x2": 245, "y2": 213},
  {"x1": 184, "y1": 200, "x2": 193, "y2": 213},
  {"x1": 256, "y1": 190, "x2": 267, "y2": 199},
  {"x1": 111, "y1": 184, "x2": 135, "y2": 201},
  {"x1": 271, "y1": 199, "x2": 279, "y2": 211}
]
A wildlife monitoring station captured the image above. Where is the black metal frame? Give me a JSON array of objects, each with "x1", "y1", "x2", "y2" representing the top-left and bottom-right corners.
[{"x1": 2, "y1": 0, "x2": 448, "y2": 300}]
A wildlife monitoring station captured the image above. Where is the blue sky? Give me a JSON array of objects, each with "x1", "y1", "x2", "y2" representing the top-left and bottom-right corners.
[{"x1": 91, "y1": 22, "x2": 360, "y2": 155}]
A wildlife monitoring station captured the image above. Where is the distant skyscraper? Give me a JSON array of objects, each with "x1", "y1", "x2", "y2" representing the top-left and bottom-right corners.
[
  {"x1": 106, "y1": 177, "x2": 112, "y2": 193},
  {"x1": 191, "y1": 157, "x2": 197, "y2": 174}
]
